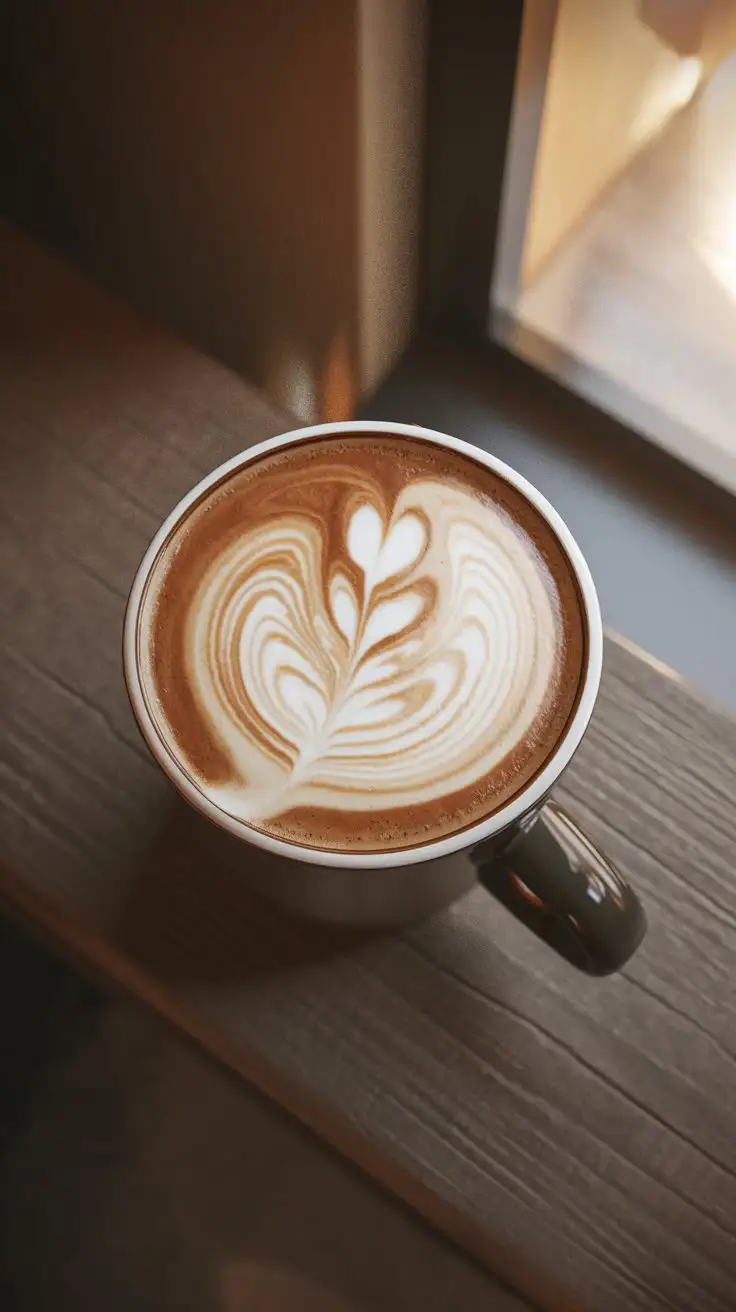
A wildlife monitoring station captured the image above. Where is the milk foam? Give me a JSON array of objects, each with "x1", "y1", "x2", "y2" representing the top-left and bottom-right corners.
[{"x1": 180, "y1": 478, "x2": 562, "y2": 828}]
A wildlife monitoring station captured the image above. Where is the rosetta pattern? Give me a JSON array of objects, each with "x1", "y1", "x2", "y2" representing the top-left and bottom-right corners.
[{"x1": 183, "y1": 480, "x2": 561, "y2": 826}]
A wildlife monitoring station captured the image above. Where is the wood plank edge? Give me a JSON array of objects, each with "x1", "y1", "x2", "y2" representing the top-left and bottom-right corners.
[
  {"x1": 605, "y1": 629, "x2": 736, "y2": 724},
  {"x1": 0, "y1": 868, "x2": 572, "y2": 1312}
]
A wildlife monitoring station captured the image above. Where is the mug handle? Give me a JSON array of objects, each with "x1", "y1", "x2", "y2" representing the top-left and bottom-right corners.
[{"x1": 474, "y1": 801, "x2": 646, "y2": 974}]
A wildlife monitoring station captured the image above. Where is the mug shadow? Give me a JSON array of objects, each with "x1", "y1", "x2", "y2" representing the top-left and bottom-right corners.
[{"x1": 109, "y1": 797, "x2": 388, "y2": 985}]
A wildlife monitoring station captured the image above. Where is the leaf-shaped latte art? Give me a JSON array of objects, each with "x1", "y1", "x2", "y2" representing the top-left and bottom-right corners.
[
  {"x1": 329, "y1": 575, "x2": 358, "y2": 645},
  {"x1": 182, "y1": 481, "x2": 563, "y2": 829},
  {"x1": 348, "y1": 504, "x2": 426, "y2": 587}
]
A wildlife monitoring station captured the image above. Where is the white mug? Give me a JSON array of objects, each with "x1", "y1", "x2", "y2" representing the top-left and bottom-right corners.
[{"x1": 124, "y1": 422, "x2": 645, "y2": 973}]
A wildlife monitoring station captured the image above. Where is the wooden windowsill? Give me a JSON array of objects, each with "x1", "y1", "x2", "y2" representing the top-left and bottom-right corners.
[{"x1": 1, "y1": 224, "x2": 735, "y2": 1312}]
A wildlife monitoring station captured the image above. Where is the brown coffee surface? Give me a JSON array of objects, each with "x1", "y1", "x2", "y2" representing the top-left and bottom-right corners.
[{"x1": 137, "y1": 433, "x2": 586, "y2": 851}]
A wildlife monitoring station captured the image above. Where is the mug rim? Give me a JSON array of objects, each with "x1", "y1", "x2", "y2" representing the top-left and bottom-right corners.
[{"x1": 123, "y1": 420, "x2": 603, "y2": 869}]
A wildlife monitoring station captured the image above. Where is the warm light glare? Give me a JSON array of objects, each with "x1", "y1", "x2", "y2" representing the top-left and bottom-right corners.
[
  {"x1": 263, "y1": 345, "x2": 317, "y2": 422},
  {"x1": 631, "y1": 56, "x2": 702, "y2": 142},
  {"x1": 697, "y1": 243, "x2": 736, "y2": 301},
  {"x1": 696, "y1": 217, "x2": 736, "y2": 304}
]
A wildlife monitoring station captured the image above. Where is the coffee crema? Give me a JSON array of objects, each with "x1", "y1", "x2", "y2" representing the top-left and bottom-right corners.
[{"x1": 137, "y1": 434, "x2": 585, "y2": 851}]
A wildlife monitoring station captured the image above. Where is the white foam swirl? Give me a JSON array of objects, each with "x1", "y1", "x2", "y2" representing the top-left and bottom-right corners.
[{"x1": 180, "y1": 479, "x2": 563, "y2": 825}]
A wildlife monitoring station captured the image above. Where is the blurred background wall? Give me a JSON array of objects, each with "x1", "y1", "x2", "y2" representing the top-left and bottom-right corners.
[{"x1": 0, "y1": 0, "x2": 425, "y2": 419}]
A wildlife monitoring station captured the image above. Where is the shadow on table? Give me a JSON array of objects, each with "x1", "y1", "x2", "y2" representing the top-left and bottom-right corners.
[
  {"x1": 109, "y1": 797, "x2": 387, "y2": 985},
  {"x1": 0, "y1": 910, "x2": 104, "y2": 1164}
]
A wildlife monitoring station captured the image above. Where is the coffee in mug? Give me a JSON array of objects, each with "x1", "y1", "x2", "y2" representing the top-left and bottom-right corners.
[
  {"x1": 125, "y1": 422, "x2": 645, "y2": 974},
  {"x1": 137, "y1": 433, "x2": 585, "y2": 853}
]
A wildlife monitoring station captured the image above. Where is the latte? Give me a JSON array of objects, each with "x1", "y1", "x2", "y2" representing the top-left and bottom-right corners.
[{"x1": 136, "y1": 433, "x2": 585, "y2": 851}]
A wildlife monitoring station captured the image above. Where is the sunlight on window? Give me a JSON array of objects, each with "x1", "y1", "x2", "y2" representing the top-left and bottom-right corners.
[{"x1": 631, "y1": 56, "x2": 702, "y2": 143}]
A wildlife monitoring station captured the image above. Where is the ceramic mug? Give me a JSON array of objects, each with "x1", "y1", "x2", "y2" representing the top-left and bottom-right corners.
[{"x1": 124, "y1": 421, "x2": 646, "y2": 974}]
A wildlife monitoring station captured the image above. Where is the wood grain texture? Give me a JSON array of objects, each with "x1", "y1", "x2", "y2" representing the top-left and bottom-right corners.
[{"x1": 1, "y1": 224, "x2": 735, "y2": 1312}]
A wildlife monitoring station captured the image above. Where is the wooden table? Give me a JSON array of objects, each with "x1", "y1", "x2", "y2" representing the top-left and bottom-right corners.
[{"x1": 1, "y1": 224, "x2": 735, "y2": 1312}]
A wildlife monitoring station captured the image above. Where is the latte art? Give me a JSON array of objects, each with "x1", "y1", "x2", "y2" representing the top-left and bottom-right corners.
[{"x1": 140, "y1": 435, "x2": 585, "y2": 851}]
